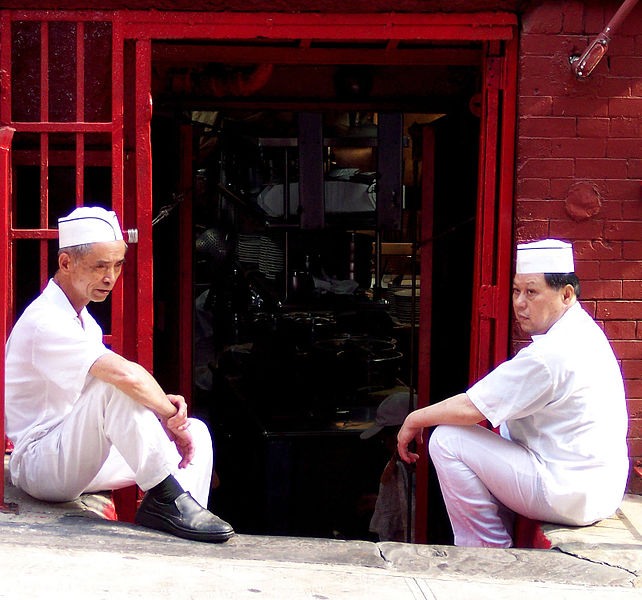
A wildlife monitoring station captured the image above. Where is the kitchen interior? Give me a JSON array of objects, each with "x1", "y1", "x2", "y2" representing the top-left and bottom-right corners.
[{"x1": 148, "y1": 43, "x2": 482, "y2": 543}]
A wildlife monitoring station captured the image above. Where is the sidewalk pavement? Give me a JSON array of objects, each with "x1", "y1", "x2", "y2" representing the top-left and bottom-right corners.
[{"x1": 2, "y1": 457, "x2": 641, "y2": 599}]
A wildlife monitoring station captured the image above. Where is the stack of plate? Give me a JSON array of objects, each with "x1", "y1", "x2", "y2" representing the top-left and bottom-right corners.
[
  {"x1": 393, "y1": 288, "x2": 421, "y2": 324},
  {"x1": 258, "y1": 235, "x2": 285, "y2": 280},
  {"x1": 237, "y1": 233, "x2": 261, "y2": 265}
]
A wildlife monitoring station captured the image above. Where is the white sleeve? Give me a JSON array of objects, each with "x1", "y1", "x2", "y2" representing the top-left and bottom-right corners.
[
  {"x1": 31, "y1": 318, "x2": 110, "y2": 396},
  {"x1": 467, "y1": 346, "x2": 554, "y2": 428}
]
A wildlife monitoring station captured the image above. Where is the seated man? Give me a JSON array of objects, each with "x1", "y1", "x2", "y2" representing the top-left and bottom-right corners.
[
  {"x1": 5, "y1": 206, "x2": 234, "y2": 543},
  {"x1": 397, "y1": 239, "x2": 629, "y2": 547}
]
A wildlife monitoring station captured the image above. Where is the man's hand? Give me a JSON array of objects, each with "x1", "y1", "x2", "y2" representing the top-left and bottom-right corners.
[
  {"x1": 165, "y1": 394, "x2": 190, "y2": 432},
  {"x1": 397, "y1": 417, "x2": 423, "y2": 464},
  {"x1": 163, "y1": 394, "x2": 193, "y2": 468},
  {"x1": 169, "y1": 427, "x2": 195, "y2": 469}
]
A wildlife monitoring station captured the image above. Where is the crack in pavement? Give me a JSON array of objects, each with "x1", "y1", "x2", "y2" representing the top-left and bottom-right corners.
[{"x1": 552, "y1": 546, "x2": 639, "y2": 578}]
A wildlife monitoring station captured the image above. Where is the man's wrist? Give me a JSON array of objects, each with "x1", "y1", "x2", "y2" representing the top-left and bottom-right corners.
[{"x1": 406, "y1": 407, "x2": 428, "y2": 429}]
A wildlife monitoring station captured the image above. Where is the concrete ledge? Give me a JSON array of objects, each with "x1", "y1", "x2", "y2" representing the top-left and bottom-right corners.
[
  {"x1": 516, "y1": 494, "x2": 642, "y2": 581},
  {"x1": 3, "y1": 455, "x2": 642, "y2": 591}
]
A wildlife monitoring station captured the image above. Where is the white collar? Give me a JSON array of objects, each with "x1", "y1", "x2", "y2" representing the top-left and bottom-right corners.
[
  {"x1": 531, "y1": 301, "x2": 581, "y2": 341},
  {"x1": 43, "y1": 279, "x2": 89, "y2": 324}
]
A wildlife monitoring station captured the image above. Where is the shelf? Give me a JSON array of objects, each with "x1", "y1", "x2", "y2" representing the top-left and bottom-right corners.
[{"x1": 255, "y1": 136, "x2": 408, "y2": 148}]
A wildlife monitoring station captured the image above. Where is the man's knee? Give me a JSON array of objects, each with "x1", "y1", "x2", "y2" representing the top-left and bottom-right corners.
[
  {"x1": 188, "y1": 418, "x2": 212, "y2": 444},
  {"x1": 82, "y1": 377, "x2": 137, "y2": 414},
  {"x1": 187, "y1": 418, "x2": 214, "y2": 458},
  {"x1": 428, "y1": 424, "x2": 466, "y2": 464}
]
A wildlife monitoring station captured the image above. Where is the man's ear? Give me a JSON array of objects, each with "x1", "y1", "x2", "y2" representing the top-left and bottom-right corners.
[
  {"x1": 562, "y1": 283, "x2": 576, "y2": 305},
  {"x1": 58, "y1": 251, "x2": 72, "y2": 273}
]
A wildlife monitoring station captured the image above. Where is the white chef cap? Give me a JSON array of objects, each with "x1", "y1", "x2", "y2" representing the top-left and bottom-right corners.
[
  {"x1": 516, "y1": 239, "x2": 574, "y2": 274},
  {"x1": 58, "y1": 206, "x2": 123, "y2": 249}
]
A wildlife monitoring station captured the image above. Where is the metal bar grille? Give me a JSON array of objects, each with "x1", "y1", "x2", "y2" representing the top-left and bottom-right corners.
[
  {"x1": 0, "y1": 13, "x2": 125, "y2": 495},
  {"x1": 1, "y1": 14, "x2": 122, "y2": 328}
]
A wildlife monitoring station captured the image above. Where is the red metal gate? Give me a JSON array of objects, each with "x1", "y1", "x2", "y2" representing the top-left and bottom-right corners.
[
  {"x1": 0, "y1": 11, "x2": 154, "y2": 515},
  {"x1": 0, "y1": 12, "x2": 127, "y2": 352}
]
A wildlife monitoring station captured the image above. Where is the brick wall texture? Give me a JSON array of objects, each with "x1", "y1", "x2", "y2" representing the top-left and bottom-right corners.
[{"x1": 516, "y1": 0, "x2": 642, "y2": 489}]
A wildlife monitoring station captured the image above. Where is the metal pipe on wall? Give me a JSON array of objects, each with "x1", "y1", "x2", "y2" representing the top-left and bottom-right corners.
[{"x1": 571, "y1": 0, "x2": 640, "y2": 78}]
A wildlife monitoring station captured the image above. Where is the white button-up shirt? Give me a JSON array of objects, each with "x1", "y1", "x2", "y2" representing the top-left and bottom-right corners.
[
  {"x1": 5, "y1": 279, "x2": 111, "y2": 475},
  {"x1": 467, "y1": 302, "x2": 629, "y2": 523}
]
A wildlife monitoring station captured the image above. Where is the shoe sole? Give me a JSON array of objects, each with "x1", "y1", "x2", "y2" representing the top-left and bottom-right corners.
[{"x1": 136, "y1": 511, "x2": 234, "y2": 543}]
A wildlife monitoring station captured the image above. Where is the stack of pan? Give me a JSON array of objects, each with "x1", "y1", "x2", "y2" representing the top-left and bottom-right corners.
[
  {"x1": 258, "y1": 235, "x2": 285, "y2": 280},
  {"x1": 393, "y1": 288, "x2": 421, "y2": 324},
  {"x1": 236, "y1": 233, "x2": 261, "y2": 265}
]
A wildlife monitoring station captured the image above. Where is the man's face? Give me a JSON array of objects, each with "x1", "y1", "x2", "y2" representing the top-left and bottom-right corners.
[
  {"x1": 64, "y1": 240, "x2": 127, "y2": 308},
  {"x1": 512, "y1": 273, "x2": 569, "y2": 336}
]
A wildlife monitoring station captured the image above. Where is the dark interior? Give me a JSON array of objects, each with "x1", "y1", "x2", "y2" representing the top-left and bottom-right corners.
[{"x1": 150, "y1": 48, "x2": 480, "y2": 542}]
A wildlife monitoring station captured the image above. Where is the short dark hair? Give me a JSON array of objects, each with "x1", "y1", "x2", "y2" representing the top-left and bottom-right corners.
[
  {"x1": 58, "y1": 241, "x2": 128, "y2": 262},
  {"x1": 544, "y1": 272, "x2": 580, "y2": 298},
  {"x1": 58, "y1": 243, "x2": 94, "y2": 261}
]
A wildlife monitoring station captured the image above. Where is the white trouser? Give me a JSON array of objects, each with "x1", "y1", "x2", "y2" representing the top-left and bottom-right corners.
[
  {"x1": 429, "y1": 424, "x2": 566, "y2": 548},
  {"x1": 13, "y1": 376, "x2": 213, "y2": 507}
]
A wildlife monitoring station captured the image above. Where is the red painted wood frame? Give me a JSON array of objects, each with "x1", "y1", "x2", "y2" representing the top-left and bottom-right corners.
[
  {"x1": 0, "y1": 126, "x2": 14, "y2": 510},
  {"x1": 0, "y1": 11, "x2": 518, "y2": 537},
  {"x1": 469, "y1": 37, "x2": 518, "y2": 384}
]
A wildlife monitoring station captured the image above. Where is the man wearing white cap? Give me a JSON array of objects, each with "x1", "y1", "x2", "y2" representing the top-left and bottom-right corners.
[
  {"x1": 397, "y1": 239, "x2": 628, "y2": 547},
  {"x1": 5, "y1": 206, "x2": 234, "y2": 543}
]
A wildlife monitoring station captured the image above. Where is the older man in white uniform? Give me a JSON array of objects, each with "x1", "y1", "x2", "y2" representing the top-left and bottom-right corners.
[
  {"x1": 5, "y1": 206, "x2": 234, "y2": 543},
  {"x1": 397, "y1": 239, "x2": 629, "y2": 547}
]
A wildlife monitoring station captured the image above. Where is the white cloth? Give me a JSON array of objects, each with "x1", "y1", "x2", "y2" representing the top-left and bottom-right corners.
[
  {"x1": 5, "y1": 279, "x2": 212, "y2": 506},
  {"x1": 369, "y1": 458, "x2": 410, "y2": 542},
  {"x1": 433, "y1": 302, "x2": 628, "y2": 546}
]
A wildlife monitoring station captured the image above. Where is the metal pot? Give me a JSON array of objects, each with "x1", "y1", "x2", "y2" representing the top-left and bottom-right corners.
[{"x1": 311, "y1": 335, "x2": 401, "y2": 391}]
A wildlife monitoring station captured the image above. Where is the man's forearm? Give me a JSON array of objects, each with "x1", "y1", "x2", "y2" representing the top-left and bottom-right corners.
[
  {"x1": 89, "y1": 352, "x2": 178, "y2": 421},
  {"x1": 406, "y1": 393, "x2": 485, "y2": 429}
]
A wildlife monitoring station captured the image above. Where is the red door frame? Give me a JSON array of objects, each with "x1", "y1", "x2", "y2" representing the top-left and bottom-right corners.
[
  {"x1": 122, "y1": 11, "x2": 518, "y2": 542},
  {"x1": 0, "y1": 126, "x2": 14, "y2": 510},
  {"x1": 1, "y1": 11, "x2": 518, "y2": 537},
  {"x1": 469, "y1": 38, "x2": 518, "y2": 384}
]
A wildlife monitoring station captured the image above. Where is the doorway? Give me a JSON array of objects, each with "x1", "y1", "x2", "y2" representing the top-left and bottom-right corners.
[{"x1": 149, "y1": 53, "x2": 482, "y2": 542}]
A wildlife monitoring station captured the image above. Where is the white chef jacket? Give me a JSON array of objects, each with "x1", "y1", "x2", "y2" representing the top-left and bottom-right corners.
[
  {"x1": 467, "y1": 301, "x2": 629, "y2": 524},
  {"x1": 5, "y1": 279, "x2": 111, "y2": 481}
]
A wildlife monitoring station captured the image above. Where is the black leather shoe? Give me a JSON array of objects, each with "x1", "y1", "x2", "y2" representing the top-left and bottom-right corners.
[{"x1": 135, "y1": 491, "x2": 234, "y2": 543}]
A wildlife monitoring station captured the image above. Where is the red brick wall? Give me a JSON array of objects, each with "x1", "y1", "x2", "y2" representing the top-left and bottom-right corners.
[{"x1": 516, "y1": 0, "x2": 642, "y2": 491}]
